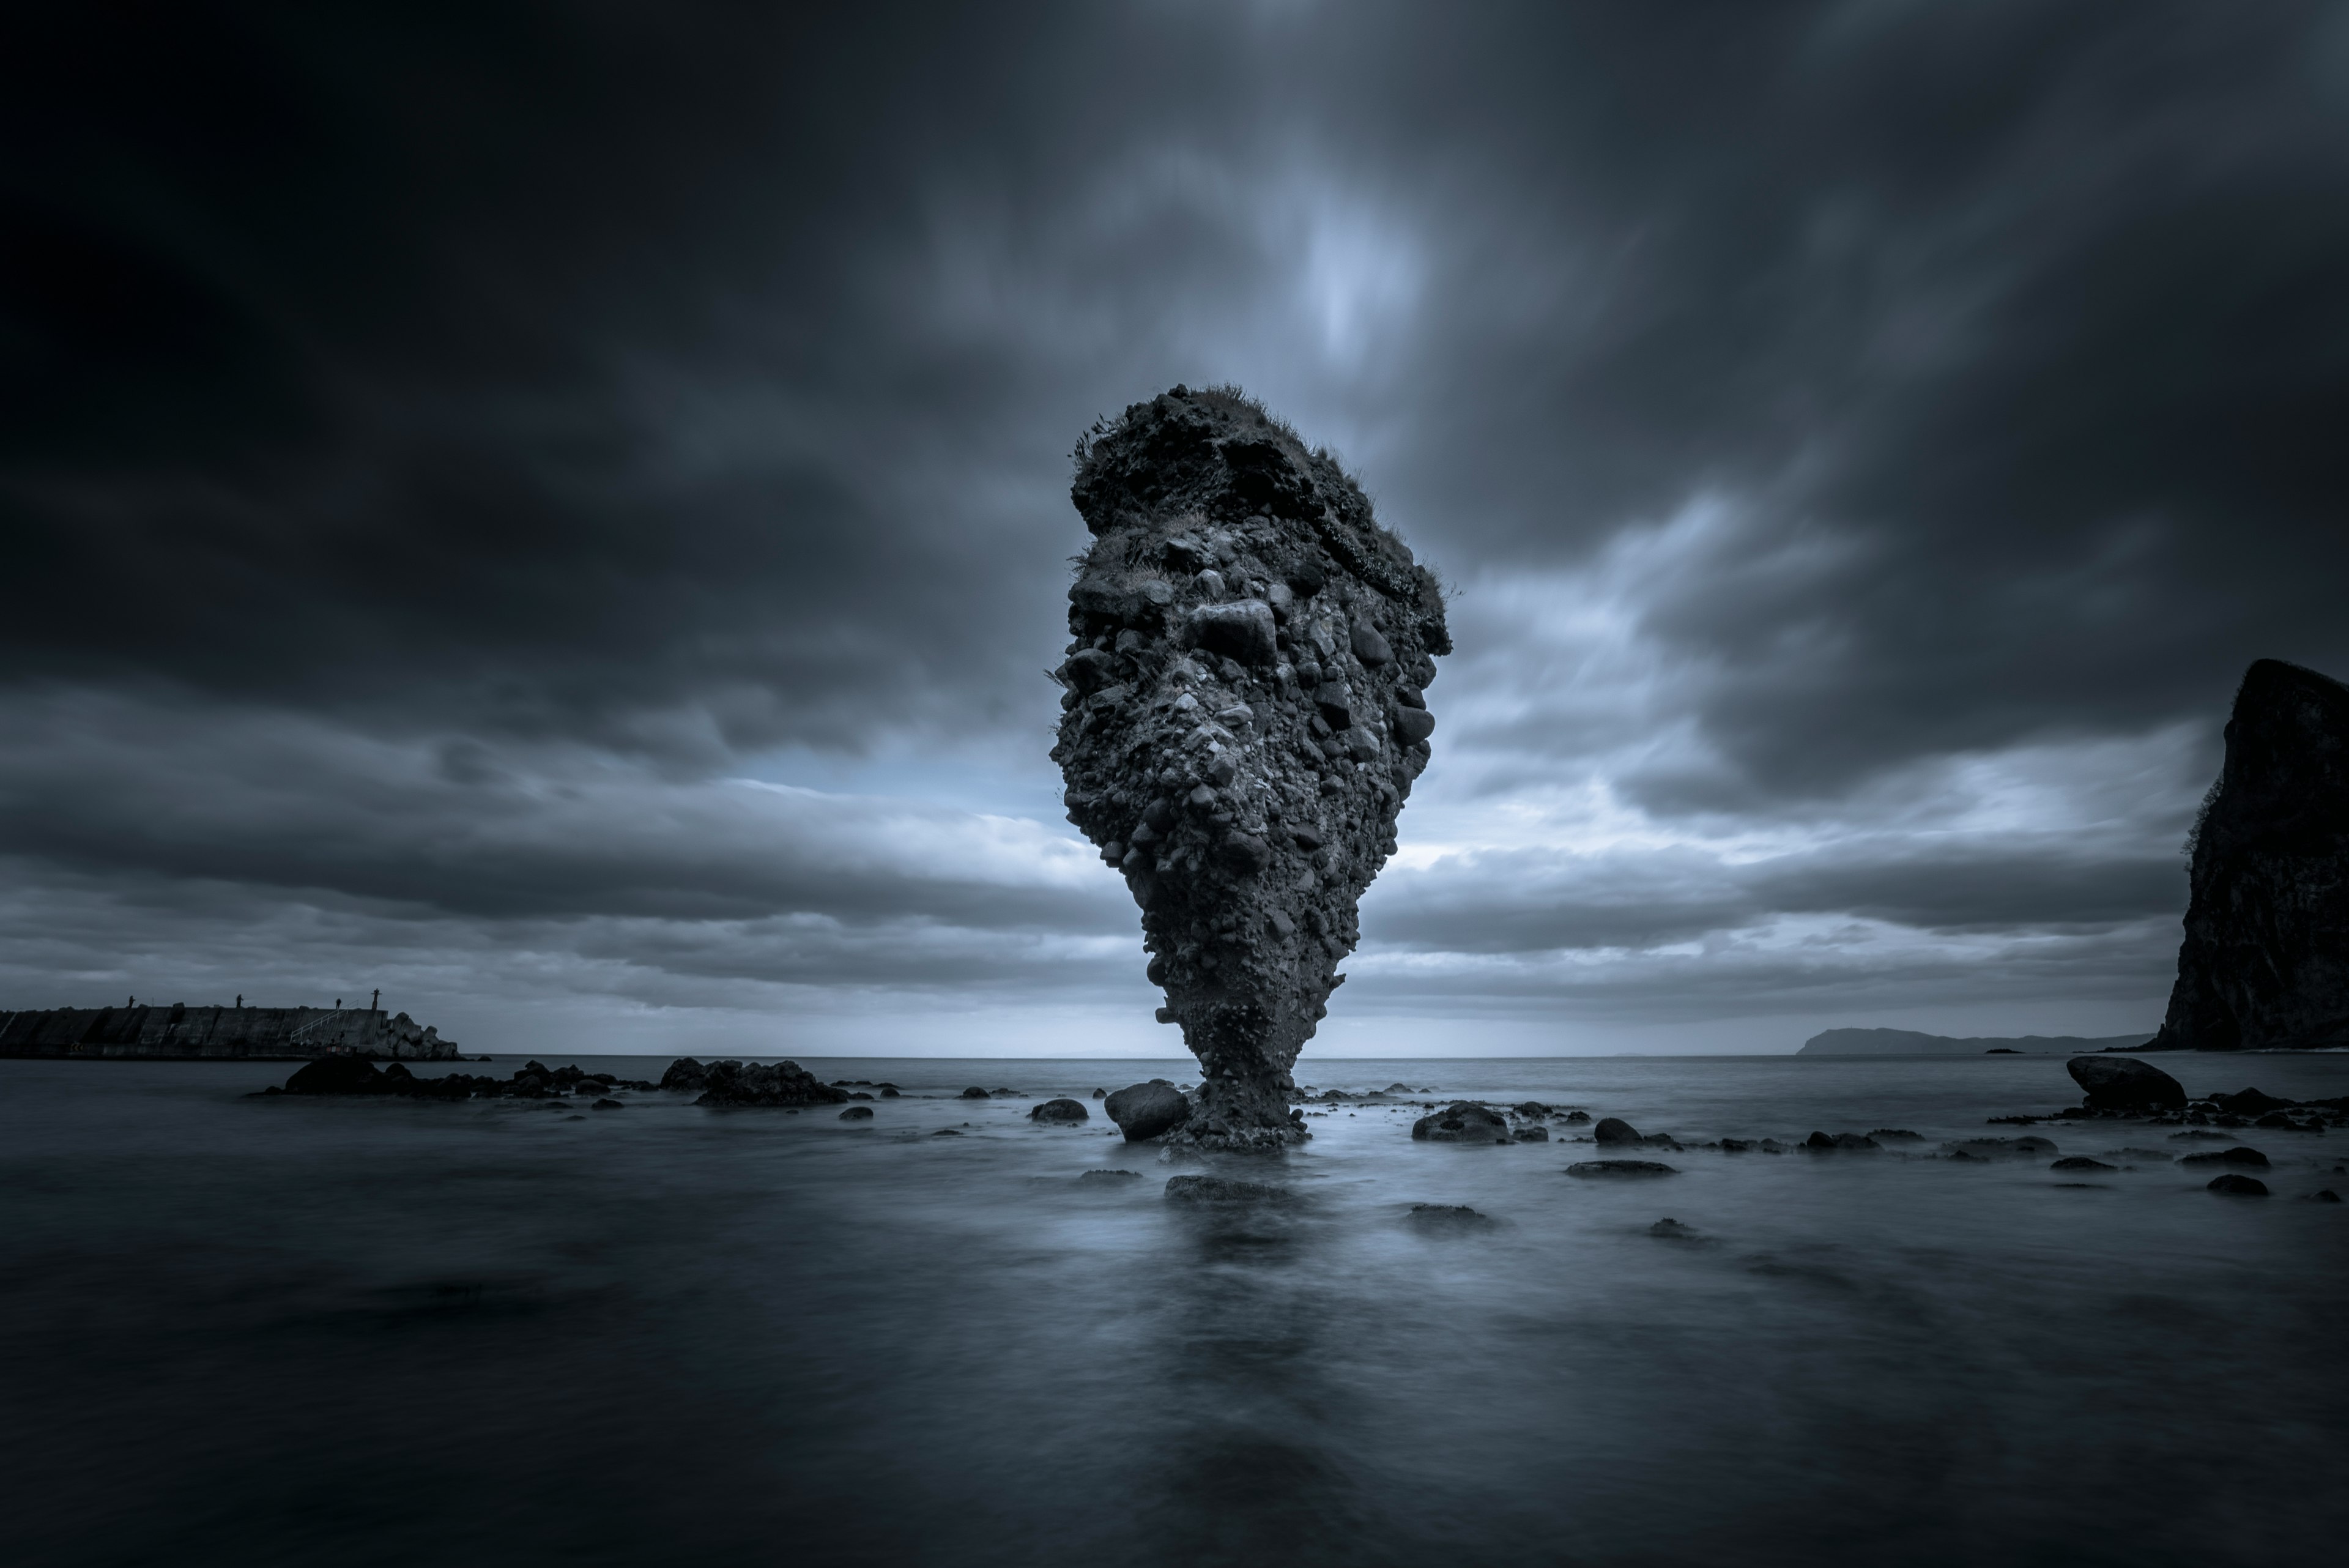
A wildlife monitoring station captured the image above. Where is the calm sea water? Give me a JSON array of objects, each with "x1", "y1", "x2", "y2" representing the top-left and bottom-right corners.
[{"x1": 3, "y1": 1051, "x2": 2345, "y2": 1567}]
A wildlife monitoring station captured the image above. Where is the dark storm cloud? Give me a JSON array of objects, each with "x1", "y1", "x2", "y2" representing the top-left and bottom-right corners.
[{"x1": 2, "y1": 1, "x2": 2342, "y2": 1044}]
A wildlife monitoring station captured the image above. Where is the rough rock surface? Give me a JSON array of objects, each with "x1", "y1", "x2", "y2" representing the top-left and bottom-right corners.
[
  {"x1": 2067, "y1": 1055, "x2": 2187, "y2": 1111},
  {"x1": 1052, "y1": 387, "x2": 1450, "y2": 1150},
  {"x1": 2153, "y1": 659, "x2": 2349, "y2": 1050},
  {"x1": 1105, "y1": 1080, "x2": 1192, "y2": 1141},
  {"x1": 692, "y1": 1060, "x2": 848, "y2": 1108}
]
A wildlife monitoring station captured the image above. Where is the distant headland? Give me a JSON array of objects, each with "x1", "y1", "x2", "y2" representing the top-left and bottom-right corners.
[
  {"x1": 0, "y1": 1000, "x2": 459, "y2": 1061},
  {"x1": 1798, "y1": 1028, "x2": 2154, "y2": 1057}
]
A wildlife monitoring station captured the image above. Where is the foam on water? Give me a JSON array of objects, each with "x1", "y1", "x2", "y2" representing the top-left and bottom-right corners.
[{"x1": 4, "y1": 1052, "x2": 2345, "y2": 1566}]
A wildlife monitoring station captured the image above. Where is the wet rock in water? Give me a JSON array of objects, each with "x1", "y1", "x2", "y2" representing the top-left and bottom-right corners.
[
  {"x1": 693, "y1": 1061, "x2": 848, "y2": 1109},
  {"x1": 1559, "y1": 1110, "x2": 1592, "y2": 1125},
  {"x1": 592, "y1": 1098, "x2": 625, "y2": 1110},
  {"x1": 1942, "y1": 1136, "x2": 2060, "y2": 1160},
  {"x1": 1105, "y1": 1079, "x2": 1192, "y2": 1141},
  {"x1": 2211, "y1": 1087, "x2": 2298, "y2": 1115},
  {"x1": 2178, "y1": 1145, "x2": 2269, "y2": 1168},
  {"x1": 2066, "y1": 1055, "x2": 2188, "y2": 1112},
  {"x1": 1804, "y1": 1131, "x2": 1882, "y2": 1152},
  {"x1": 880, "y1": 1087, "x2": 900, "y2": 1098},
  {"x1": 1030, "y1": 1098, "x2": 1091, "y2": 1124},
  {"x1": 1408, "y1": 1203, "x2": 1492, "y2": 1231},
  {"x1": 2206, "y1": 1173, "x2": 2271, "y2": 1197},
  {"x1": 1412, "y1": 1102, "x2": 1511, "y2": 1144},
  {"x1": 1512, "y1": 1102, "x2": 1553, "y2": 1117},
  {"x1": 1091, "y1": 1088, "x2": 1107, "y2": 1099},
  {"x1": 1869, "y1": 1129, "x2": 1925, "y2": 1143},
  {"x1": 1078, "y1": 1169, "x2": 1143, "y2": 1185},
  {"x1": 2308, "y1": 1189, "x2": 2343, "y2": 1203},
  {"x1": 1053, "y1": 387, "x2": 1450, "y2": 1151},
  {"x1": 839, "y1": 1105, "x2": 874, "y2": 1121},
  {"x1": 2151, "y1": 659, "x2": 2349, "y2": 1051},
  {"x1": 1720, "y1": 1139, "x2": 1756, "y2": 1153},
  {"x1": 959, "y1": 1087, "x2": 991, "y2": 1100},
  {"x1": 930, "y1": 1128, "x2": 963, "y2": 1137},
  {"x1": 1164, "y1": 1174, "x2": 1294, "y2": 1205},
  {"x1": 659, "y1": 1058, "x2": 710, "y2": 1094},
  {"x1": 283, "y1": 1055, "x2": 396, "y2": 1096},
  {"x1": 2050, "y1": 1156, "x2": 2116, "y2": 1172},
  {"x1": 1512, "y1": 1126, "x2": 1551, "y2": 1143},
  {"x1": 1567, "y1": 1160, "x2": 1679, "y2": 1178},
  {"x1": 1649, "y1": 1218, "x2": 1701, "y2": 1239},
  {"x1": 1593, "y1": 1117, "x2": 1643, "y2": 1146}
]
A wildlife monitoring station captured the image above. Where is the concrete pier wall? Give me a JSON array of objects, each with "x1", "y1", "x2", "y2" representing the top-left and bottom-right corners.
[{"x1": 0, "y1": 1004, "x2": 461, "y2": 1060}]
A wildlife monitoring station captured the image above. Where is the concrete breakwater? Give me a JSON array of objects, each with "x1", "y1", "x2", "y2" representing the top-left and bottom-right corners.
[{"x1": 0, "y1": 1003, "x2": 460, "y2": 1060}]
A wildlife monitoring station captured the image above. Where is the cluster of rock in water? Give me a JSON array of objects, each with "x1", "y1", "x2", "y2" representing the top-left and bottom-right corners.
[
  {"x1": 261, "y1": 1049, "x2": 2342, "y2": 1202},
  {"x1": 1050, "y1": 385, "x2": 1450, "y2": 1151}
]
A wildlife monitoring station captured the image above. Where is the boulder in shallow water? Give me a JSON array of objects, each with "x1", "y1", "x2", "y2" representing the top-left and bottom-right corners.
[
  {"x1": 282, "y1": 1056, "x2": 392, "y2": 1096},
  {"x1": 959, "y1": 1087, "x2": 991, "y2": 1099},
  {"x1": 658, "y1": 1058, "x2": 710, "y2": 1093},
  {"x1": 1592, "y1": 1117, "x2": 1642, "y2": 1146},
  {"x1": 1408, "y1": 1203, "x2": 1493, "y2": 1232},
  {"x1": 1412, "y1": 1102, "x2": 1510, "y2": 1144},
  {"x1": 838, "y1": 1105, "x2": 874, "y2": 1121},
  {"x1": 1105, "y1": 1079, "x2": 1192, "y2": 1140},
  {"x1": 1649, "y1": 1218, "x2": 1701, "y2": 1239},
  {"x1": 1078, "y1": 1169, "x2": 1142, "y2": 1185},
  {"x1": 2066, "y1": 1055, "x2": 2187, "y2": 1112},
  {"x1": 2178, "y1": 1145, "x2": 2269, "y2": 1168},
  {"x1": 1804, "y1": 1131, "x2": 1881, "y2": 1152},
  {"x1": 2206, "y1": 1173, "x2": 2270, "y2": 1196},
  {"x1": 1030, "y1": 1098, "x2": 1090, "y2": 1124},
  {"x1": 1567, "y1": 1159, "x2": 1678, "y2": 1178},
  {"x1": 2050, "y1": 1156, "x2": 2115, "y2": 1172},
  {"x1": 2211, "y1": 1087, "x2": 2298, "y2": 1115}
]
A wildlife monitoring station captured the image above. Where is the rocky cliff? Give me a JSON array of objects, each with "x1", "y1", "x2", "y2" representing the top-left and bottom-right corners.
[
  {"x1": 0, "y1": 1004, "x2": 460, "y2": 1060},
  {"x1": 1053, "y1": 386, "x2": 1449, "y2": 1150},
  {"x1": 2152, "y1": 658, "x2": 2349, "y2": 1050}
]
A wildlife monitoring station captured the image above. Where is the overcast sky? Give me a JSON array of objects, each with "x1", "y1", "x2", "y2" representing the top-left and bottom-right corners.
[{"x1": 4, "y1": 2, "x2": 2344, "y2": 1057}]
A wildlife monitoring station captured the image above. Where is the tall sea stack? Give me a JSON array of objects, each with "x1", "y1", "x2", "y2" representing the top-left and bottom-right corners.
[
  {"x1": 1053, "y1": 387, "x2": 1449, "y2": 1150},
  {"x1": 2152, "y1": 658, "x2": 2349, "y2": 1050}
]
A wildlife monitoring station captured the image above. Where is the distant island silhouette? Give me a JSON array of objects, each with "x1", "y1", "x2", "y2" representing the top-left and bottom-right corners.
[{"x1": 1798, "y1": 1028, "x2": 2154, "y2": 1057}]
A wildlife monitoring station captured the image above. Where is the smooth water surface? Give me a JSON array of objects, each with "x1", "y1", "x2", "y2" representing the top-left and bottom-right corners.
[{"x1": 3, "y1": 1052, "x2": 2345, "y2": 1567}]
